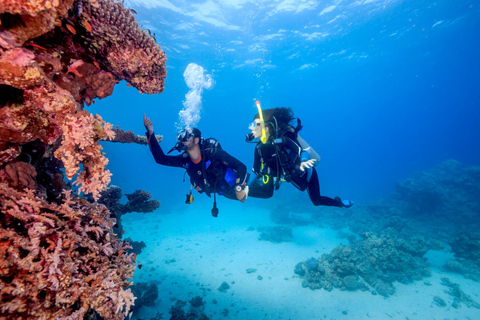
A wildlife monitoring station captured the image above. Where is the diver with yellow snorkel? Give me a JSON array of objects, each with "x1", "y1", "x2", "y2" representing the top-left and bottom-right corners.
[{"x1": 244, "y1": 102, "x2": 353, "y2": 208}]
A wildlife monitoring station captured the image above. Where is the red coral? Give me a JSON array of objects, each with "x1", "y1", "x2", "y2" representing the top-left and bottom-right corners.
[{"x1": 0, "y1": 184, "x2": 136, "y2": 319}]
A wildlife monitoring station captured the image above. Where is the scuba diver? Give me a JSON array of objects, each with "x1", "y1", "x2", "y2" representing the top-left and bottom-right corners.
[
  {"x1": 143, "y1": 114, "x2": 248, "y2": 217},
  {"x1": 244, "y1": 103, "x2": 353, "y2": 208}
]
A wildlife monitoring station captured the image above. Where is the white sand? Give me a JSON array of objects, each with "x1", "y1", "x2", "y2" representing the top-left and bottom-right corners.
[{"x1": 124, "y1": 206, "x2": 480, "y2": 320}]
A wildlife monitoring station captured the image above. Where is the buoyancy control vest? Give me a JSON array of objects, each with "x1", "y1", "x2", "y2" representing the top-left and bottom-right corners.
[{"x1": 188, "y1": 137, "x2": 237, "y2": 195}]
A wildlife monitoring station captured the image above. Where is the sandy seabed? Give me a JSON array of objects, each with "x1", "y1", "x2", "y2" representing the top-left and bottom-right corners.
[{"x1": 123, "y1": 204, "x2": 480, "y2": 320}]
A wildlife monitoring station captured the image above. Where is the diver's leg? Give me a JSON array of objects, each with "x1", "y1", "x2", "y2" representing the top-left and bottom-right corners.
[
  {"x1": 248, "y1": 178, "x2": 274, "y2": 199},
  {"x1": 307, "y1": 168, "x2": 343, "y2": 207},
  {"x1": 222, "y1": 189, "x2": 237, "y2": 200}
]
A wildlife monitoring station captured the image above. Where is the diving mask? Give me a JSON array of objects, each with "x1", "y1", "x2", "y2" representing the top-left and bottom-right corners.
[
  {"x1": 248, "y1": 120, "x2": 261, "y2": 131},
  {"x1": 168, "y1": 128, "x2": 193, "y2": 154},
  {"x1": 176, "y1": 128, "x2": 193, "y2": 142}
]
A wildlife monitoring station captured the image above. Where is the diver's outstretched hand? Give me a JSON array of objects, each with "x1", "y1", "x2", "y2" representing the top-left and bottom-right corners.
[
  {"x1": 236, "y1": 186, "x2": 249, "y2": 203},
  {"x1": 299, "y1": 159, "x2": 316, "y2": 171},
  {"x1": 144, "y1": 113, "x2": 154, "y2": 135}
]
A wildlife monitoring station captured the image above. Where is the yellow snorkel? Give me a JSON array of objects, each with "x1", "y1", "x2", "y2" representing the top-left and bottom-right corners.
[{"x1": 255, "y1": 100, "x2": 267, "y2": 144}]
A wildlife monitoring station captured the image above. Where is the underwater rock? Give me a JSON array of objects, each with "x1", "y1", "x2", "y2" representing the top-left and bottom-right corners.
[
  {"x1": 375, "y1": 281, "x2": 395, "y2": 297},
  {"x1": 218, "y1": 281, "x2": 230, "y2": 293},
  {"x1": 258, "y1": 225, "x2": 293, "y2": 243},
  {"x1": 433, "y1": 296, "x2": 447, "y2": 307},
  {"x1": 170, "y1": 299, "x2": 209, "y2": 320}
]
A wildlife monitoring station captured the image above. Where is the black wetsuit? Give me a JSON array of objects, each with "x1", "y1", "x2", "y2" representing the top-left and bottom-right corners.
[
  {"x1": 147, "y1": 132, "x2": 247, "y2": 200},
  {"x1": 248, "y1": 133, "x2": 343, "y2": 207}
]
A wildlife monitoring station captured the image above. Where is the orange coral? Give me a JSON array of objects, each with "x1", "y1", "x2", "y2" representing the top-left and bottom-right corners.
[
  {"x1": 0, "y1": 184, "x2": 136, "y2": 319},
  {"x1": 54, "y1": 111, "x2": 114, "y2": 200}
]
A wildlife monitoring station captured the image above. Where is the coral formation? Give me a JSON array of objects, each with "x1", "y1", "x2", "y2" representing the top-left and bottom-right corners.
[
  {"x1": 394, "y1": 160, "x2": 480, "y2": 220},
  {"x1": 0, "y1": 0, "x2": 166, "y2": 317},
  {"x1": 98, "y1": 185, "x2": 160, "y2": 236},
  {"x1": 1, "y1": 0, "x2": 167, "y2": 199},
  {"x1": 0, "y1": 184, "x2": 136, "y2": 318},
  {"x1": 0, "y1": 160, "x2": 36, "y2": 189},
  {"x1": 107, "y1": 127, "x2": 163, "y2": 145},
  {"x1": 441, "y1": 278, "x2": 480, "y2": 309},
  {"x1": 444, "y1": 232, "x2": 480, "y2": 281},
  {"x1": 131, "y1": 282, "x2": 159, "y2": 312},
  {"x1": 294, "y1": 232, "x2": 430, "y2": 296}
]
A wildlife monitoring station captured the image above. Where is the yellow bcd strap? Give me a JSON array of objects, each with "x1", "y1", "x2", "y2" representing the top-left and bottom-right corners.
[
  {"x1": 263, "y1": 175, "x2": 269, "y2": 184},
  {"x1": 261, "y1": 161, "x2": 269, "y2": 184}
]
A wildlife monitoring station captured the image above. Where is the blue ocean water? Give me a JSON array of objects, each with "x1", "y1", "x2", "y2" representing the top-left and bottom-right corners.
[
  {"x1": 98, "y1": 0, "x2": 480, "y2": 206},
  {"x1": 93, "y1": 0, "x2": 480, "y2": 318}
]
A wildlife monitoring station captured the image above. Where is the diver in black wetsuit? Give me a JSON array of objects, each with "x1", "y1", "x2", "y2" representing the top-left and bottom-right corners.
[
  {"x1": 144, "y1": 114, "x2": 248, "y2": 215},
  {"x1": 244, "y1": 107, "x2": 353, "y2": 208}
]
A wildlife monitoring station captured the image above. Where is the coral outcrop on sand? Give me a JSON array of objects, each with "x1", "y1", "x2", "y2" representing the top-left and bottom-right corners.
[
  {"x1": 0, "y1": 0, "x2": 166, "y2": 317},
  {"x1": 444, "y1": 232, "x2": 480, "y2": 281},
  {"x1": 294, "y1": 231, "x2": 431, "y2": 297}
]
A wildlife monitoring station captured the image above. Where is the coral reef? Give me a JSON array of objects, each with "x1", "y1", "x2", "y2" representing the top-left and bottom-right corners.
[
  {"x1": 294, "y1": 231, "x2": 431, "y2": 297},
  {"x1": 0, "y1": 183, "x2": 136, "y2": 318},
  {"x1": 1, "y1": 0, "x2": 167, "y2": 199},
  {"x1": 444, "y1": 232, "x2": 480, "y2": 281},
  {"x1": 394, "y1": 160, "x2": 480, "y2": 220},
  {"x1": 0, "y1": 0, "x2": 166, "y2": 318}
]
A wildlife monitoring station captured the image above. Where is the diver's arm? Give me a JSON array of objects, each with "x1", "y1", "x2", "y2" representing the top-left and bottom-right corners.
[
  {"x1": 147, "y1": 132, "x2": 185, "y2": 168},
  {"x1": 282, "y1": 137, "x2": 316, "y2": 171},
  {"x1": 248, "y1": 147, "x2": 262, "y2": 185},
  {"x1": 211, "y1": 149, "x2": 248, "y2": 184},
  {"x1": 289, "y1": 138, "x2": 316, "y2": 169}
]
